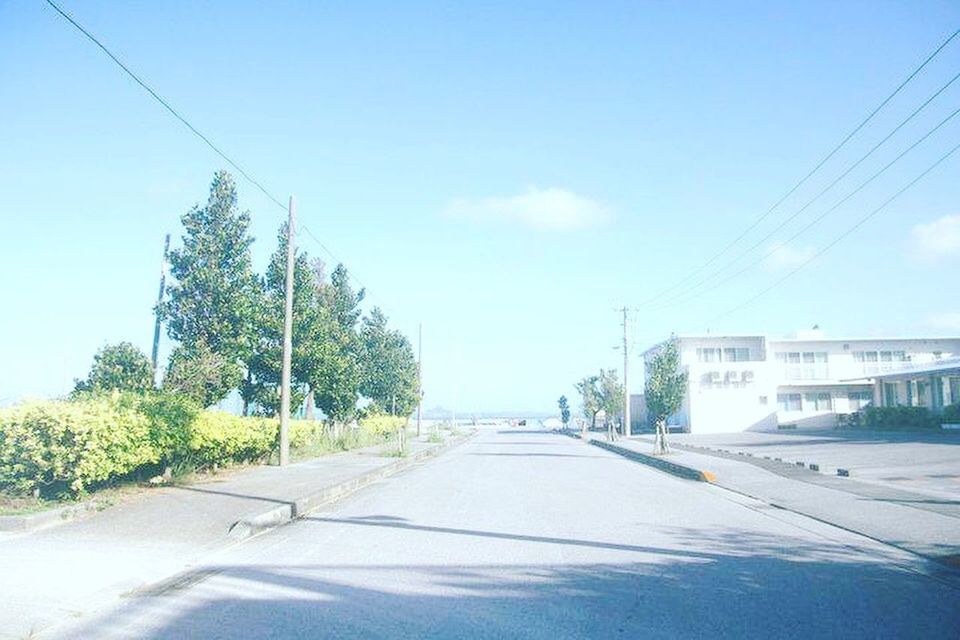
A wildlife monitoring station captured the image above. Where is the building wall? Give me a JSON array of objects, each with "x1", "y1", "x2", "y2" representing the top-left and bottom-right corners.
[{"x1": 643, "y1": 335, "x2": 960, "y2": 434}]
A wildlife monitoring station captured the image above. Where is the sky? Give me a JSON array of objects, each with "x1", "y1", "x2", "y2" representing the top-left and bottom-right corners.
[{"x1": 1, "y1": 0, "x2": 959, "y2": 414}]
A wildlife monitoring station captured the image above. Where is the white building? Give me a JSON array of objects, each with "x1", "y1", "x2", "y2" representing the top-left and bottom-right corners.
[{"x1": 637, "y1": 330, "x2": 960, "y2": 434}]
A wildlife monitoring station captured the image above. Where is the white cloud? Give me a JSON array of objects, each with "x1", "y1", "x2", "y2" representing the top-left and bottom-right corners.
[
  {"x1": 926, "y1": 312, "x2": 960, "y2": 333},
  {"x1": 765, "y1": 244, "x2": 815, "y2": 271},
  {"x1": 909, "y1": 214, "x2": 960, "y2": 261},
  {"x1": 444, "y1": 186, "x2": 612, "y2": 231}
]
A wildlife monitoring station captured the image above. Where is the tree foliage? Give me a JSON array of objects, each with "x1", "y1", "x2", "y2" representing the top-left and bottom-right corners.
[
  {"x1": 558, "y1": 395, "x2": 571, "y2": 427},
  {"x1": 158, "y1": 171, "x2": 260, "y2": 404},
  {"x1": 575, "y1": 370, "x2": 623, "y2": 432},
  {"x1": 163, "y1": 340, "x2": 242, "y2": 409},
  {"x1": 360, "y1": 307, "x2": 419, "y2": 416},
  {"x1": 645, "y1": 337, "x2": 687, "y2": 426},
  {"x1": 73, "y1": 342, "x2": 153, "y2": 395}
]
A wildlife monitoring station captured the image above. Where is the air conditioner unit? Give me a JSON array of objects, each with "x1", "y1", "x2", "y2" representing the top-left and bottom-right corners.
[
  {"x1": 709, "y1": 371, "x2": 721, "y2": 383},
  {"x1": 742, "y1": 370, "x2": 754, "y2": 382},
  {"x1": 726, "y1": 371, "x2": 740, "y2": 382}
]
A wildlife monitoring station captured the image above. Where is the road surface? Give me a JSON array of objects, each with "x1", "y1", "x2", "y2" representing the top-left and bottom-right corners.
[{"x1": 52, "y1": 426, "x2": 960, "y2": 639}]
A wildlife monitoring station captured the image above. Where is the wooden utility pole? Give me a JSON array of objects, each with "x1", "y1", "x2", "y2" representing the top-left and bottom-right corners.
[
  {"x1": 279, "y1": 196, "x2": 296, "y2": 466},
  {"x1": 151, "y1": 233, "x2": 171, "y2": 383},
  {"x1": 416, "y1": 322, "x2": 422, "y2": 437},
  {"x1": 622, "y1": 306, "x2": 631, "y2": 438}
]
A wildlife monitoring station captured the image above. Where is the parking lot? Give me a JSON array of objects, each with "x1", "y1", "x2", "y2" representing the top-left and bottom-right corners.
[{"x1": 667, "y1": 429, "x2": 960, "y2": 500}]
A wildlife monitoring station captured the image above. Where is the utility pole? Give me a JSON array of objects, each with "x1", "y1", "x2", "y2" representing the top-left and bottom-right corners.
[
  {"x1": 279, "y1": 196, "x2": 296, "y2": 466},
  {"x1": 151, "y1": 233, "x2": 170, "y2": 384},
  {"x1": 621, "y1": 306, "x2": 631, "y2": 438},
  {"x1": 416, "y1": 322, "x2": 422, "y2": 437}
]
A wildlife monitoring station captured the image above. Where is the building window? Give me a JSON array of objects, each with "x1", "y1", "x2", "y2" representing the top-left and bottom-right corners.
[
  {"x1": 884, "y1": 382, "x2": 899, "y2": 407},
  {"x1": 848, "y1": 391, "x2": 872, "y2": 411},
  {"x1": 697, "y1": 348, "x2": 719, "y2": 362},
  {"x1": 723, "y1": 347, "x2": 750, "y2": 362},
  {"x1": 778, "y1": 393, "x2": 801, "y2": 412},
  {"x1": 805, "y1": 392, "x2": 832, "y2": 411},
  {"x1": 949, "y1": 377, "x2": 960, "y2": 405}
]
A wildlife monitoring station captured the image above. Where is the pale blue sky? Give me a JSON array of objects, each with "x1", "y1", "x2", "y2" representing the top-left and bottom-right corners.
[{"x1": 1, "y1": 1, "x2": 959, "y2": 413}]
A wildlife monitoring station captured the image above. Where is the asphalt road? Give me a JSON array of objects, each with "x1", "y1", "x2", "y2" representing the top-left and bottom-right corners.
[{"x1": 52, "y1": 426, "x2": 960, "y2": 639}]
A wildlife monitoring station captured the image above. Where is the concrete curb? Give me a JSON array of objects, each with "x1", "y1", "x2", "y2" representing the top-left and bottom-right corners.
[
  {"x1": 0, "y1": 499, "x2": 101, "y2": 533},
  {"x1": 587, "y1": 438, "x2": 716, "y2": 483},
  {"x1": 228, "y1": 431, "x2": 477, "y2": 540}
]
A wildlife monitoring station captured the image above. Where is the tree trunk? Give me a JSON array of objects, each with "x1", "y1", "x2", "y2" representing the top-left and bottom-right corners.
[
  {"x1": 305, "y1": 389, "x2": 314, "y2": 421},
  {"x1": 653, "y1": 420, "x2": 671, "y2": 456}
]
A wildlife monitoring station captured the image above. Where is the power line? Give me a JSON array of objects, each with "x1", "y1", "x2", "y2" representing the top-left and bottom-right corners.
[
  {"x1": 46, "y1": 0, "x2": 371, "y2": 295},
  {"x1": 648, "y1": 100, "x2": 960, "y2": 312},
  {"x1": 638, "y1": 26, "x2": 960, "y2": 307},
  {"x1": 646, "y1": 70, "x2": 960, "y2": 311},
  {"x1": 712, "y1": 138, "x2": 960, "y2": 322},
  {"x1": 45, "y1": 0, "x2": 287, "y2": 213}
]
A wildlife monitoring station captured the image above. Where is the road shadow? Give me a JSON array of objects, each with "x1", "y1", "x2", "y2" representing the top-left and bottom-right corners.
[{"x1": 62, "y1": 527, "x2": 960, "y2": 639}]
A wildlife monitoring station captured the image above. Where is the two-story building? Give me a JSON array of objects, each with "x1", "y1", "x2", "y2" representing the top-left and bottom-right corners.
[{"x1": 636, "y1": 330, "x2": 960, "y2": 434}]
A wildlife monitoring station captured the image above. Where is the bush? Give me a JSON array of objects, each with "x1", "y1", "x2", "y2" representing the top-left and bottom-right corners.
[
  {"x1": 941, "y1": 403, "x2": 960, "y2": 425},
  {"x1": 73, "y1": 342, "x2": 153, "y2": 395},
  {"x1": 186, "y1": 412, "x2": 277, "y2": 467},
  {"x1": 0, "y1": 395, "x2": 160, "y2": 497},
  {"x1": 859, "y1": 405, "x2": 936, "y2": 430},
  {"x1": 359, "y1": 414, "x2": 407, "y2": 438}
]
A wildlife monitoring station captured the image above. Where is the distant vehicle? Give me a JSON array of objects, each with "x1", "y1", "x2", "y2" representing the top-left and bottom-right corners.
[{"x1": 518, "y1": 419, "x2": 527, "y2": 427}]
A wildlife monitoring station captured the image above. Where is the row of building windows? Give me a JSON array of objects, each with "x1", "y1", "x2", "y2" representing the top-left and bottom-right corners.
[
  {"x1": 853, "y1": 350, "x2": 908, "y2": 363},
  {"x1": 776, "y1": 391, "x2": 873, "y2": 413},
  {"x1": 696, "y1": 347, "x2": 751, "y2": 362}
]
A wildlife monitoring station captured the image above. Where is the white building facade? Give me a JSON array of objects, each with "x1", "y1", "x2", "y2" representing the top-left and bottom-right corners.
[{"x1": 639, "y1": 331, "x2": 960, "y2": 434}]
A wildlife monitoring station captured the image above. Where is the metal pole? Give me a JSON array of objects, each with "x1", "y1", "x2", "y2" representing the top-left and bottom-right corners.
[
  {"x1": 416, "y1": 322, "x2": 422, "y2": 437},
  {"x1": 623, "y1": 307, "x2": 631, "y2": 437},
  {"x1": 151, "y1": 233, "x2": 170, "y2": 383},
  {"x1": 279, "y1": 196, "x2": 296, "y2": 466}
]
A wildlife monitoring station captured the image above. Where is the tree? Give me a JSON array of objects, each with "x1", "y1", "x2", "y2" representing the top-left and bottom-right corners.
[
  {"x1": 73, "y1": 342, "x2": 153, "y2": 394},
  {"x1": 360, "y1": 308, "x2": 419, "y2": 416},
  {"x1": 558, "y1": 395, "x2": 571, "y2": 429},
  {"x1": 243, "y1": 222, "x2": 321, "y2": 416},
  {"x1": 163, "y1": 339, "x2": 242, "y2": 408},
  {"x1": 575, "y1": 375, "x2": 602, "y2": 434},
  {"x1": 645, "y1": 337, "x2": 688, "y2": 455},
  {"x1": 311, "y1": 263, "x2": 365, "y2": 425},
  {"x1": 158, "y1": 171, "x2": 260, "y2": 405},
  {"x1": 575, "y1": 370, "x2": 623, "y2": 440},
  {"x1": 598, "y1": 369, "x2": 624, "y2": 441}
]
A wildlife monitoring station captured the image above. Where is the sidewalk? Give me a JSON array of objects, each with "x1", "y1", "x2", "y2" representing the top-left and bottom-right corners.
[
  {"x1": 590, "y1": 434, "x2": 960, "y2": 564},
  {"x1": 0, "y1": 432, "x2": 470, "y2": 640}
]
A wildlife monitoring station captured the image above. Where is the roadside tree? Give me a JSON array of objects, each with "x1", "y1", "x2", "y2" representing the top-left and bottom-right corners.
[
  {"x1": 645, "y1": 337, "x2": 687, "y2": 455},
  {"x1": 558, "y1": 395, "x2": 571, "y2": 429},
  {"x1": 158, "y1": 171, "x2": 260, "y2": 405},
  {"x1": 73, "y1": 342, "x2": 153, "y2": 395}
]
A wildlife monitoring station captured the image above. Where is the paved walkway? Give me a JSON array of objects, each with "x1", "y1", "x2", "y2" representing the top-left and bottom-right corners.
[
  {"x1": 607, "y1": 435, "x2": 960, "y2": 563},
  {"x1": 0, "y1": 435, "x2": 456, "y2": 640}
]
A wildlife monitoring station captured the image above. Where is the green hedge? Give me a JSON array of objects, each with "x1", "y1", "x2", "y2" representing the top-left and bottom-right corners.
[
  {"x1": 0, "y1": 393, "x2": 371, "y2": 498},
  {"x1": 359, "y1": 414, "x2": 407, "y2": 436},
  {"x1": 0, "y1": 396, "x2": 161, "y2": 496},
  {"x1": 941, "y1": 403, "x2": 960, "y2": 424},
  {"x1": 858, "y1": 406, "x2": 937, "y2": 430}
]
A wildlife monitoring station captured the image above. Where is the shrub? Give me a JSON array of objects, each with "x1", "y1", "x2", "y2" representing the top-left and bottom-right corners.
[
  {"x1": 186, "y1": 412, "x2": 277, "y2": 467},
  {"x1": 0, "y1": 395, "x2": 160, "y2": 497},
  {"x1": 359, "y1": 414, "x2": 407, "y2": 438},
  {"x1": 941, "y1": 403, "x2": 960, "y2": 425},
  {"x1": 860, "y1": 405, "x2": 936, "y2": 430}
]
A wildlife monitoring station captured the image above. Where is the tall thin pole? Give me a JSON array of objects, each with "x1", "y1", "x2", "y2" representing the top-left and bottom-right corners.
[
  {"x1": 151, "y1": 233, "x2": 171, "y2": 383},
  {"x1": 416, "y1": 322, "x2": 422, "y2": 437},
  {"x1": 279, "y1": 196, "x2": 296, "y2": 466},
  {"x1": 622, "y1": 306, "x2": 631, "y2": 437}
]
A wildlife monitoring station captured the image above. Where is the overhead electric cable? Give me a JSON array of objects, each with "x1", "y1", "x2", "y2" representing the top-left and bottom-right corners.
[
  {"x1": 638, "y1": 26, "x2": 960, "y2": 307},
  {"x1": 46, "y1": 0, "x2": 369, "y2": 293},
  {"x1": 648, "y1": 74, "x2": 960, "y2": 311},
  {"x1": 712, "y1": 138, "x2": 960, "y2": 322}
]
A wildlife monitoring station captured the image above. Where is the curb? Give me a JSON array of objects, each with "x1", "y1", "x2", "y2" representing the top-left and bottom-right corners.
[
  {"x1": 0, "y1": 499, "x2": 101, "y2": 533},
  {"x1": 587, "y1": 438, "x2": 716, "y2": 483},
  {"x1": 228, "y1": 430, "x2": 477, "y2": 540}
]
